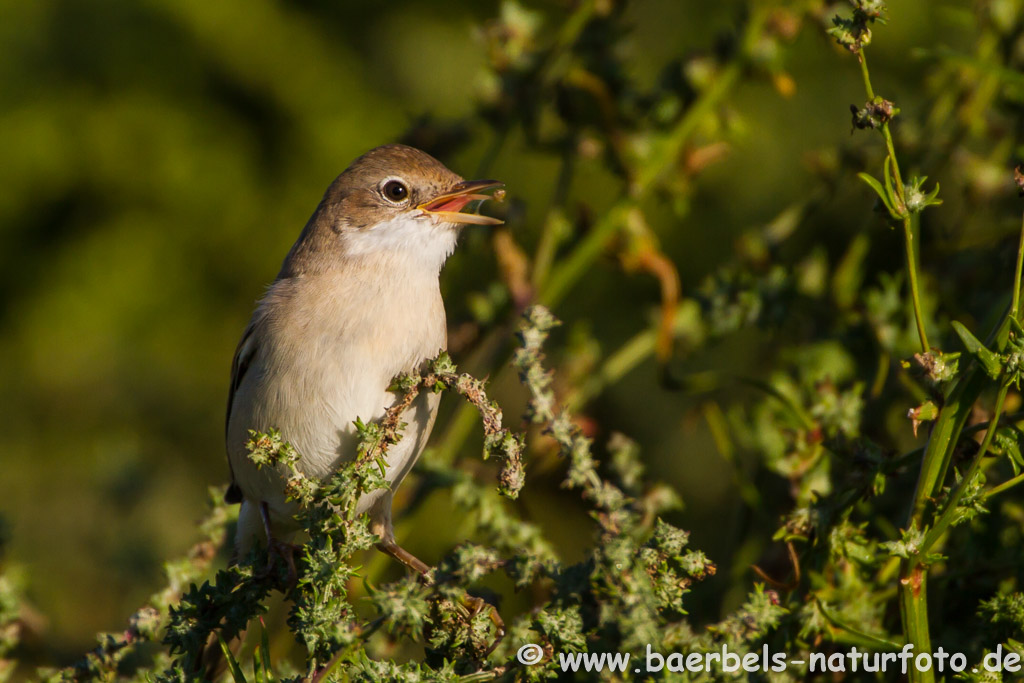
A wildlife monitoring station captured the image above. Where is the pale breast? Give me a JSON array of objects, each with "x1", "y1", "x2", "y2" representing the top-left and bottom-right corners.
[{"x1": 226, "y1": 264, "x2": 447, "y2": 523}]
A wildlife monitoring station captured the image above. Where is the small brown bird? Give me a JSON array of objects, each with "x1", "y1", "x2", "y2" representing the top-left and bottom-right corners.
[{"x1": 225, "y1": 144, "x2": 502, "y2": 573}]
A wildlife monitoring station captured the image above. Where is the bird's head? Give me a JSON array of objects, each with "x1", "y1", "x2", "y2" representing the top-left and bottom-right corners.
[{"x1": 284, "y1": 144, "x2": 503, "y2": 276}]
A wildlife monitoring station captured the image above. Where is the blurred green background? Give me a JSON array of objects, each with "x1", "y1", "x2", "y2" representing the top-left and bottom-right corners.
[{"x1": 1, "y1": 0, "x2": 1018, "y2": 667}]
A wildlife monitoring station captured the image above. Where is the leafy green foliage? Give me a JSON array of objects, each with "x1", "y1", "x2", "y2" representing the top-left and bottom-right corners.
[{"x1": 4, "y1": 0, "x2": 1024, "y2": 681}]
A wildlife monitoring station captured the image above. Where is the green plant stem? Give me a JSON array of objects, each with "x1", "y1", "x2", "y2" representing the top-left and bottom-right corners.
[
  {"x1": 903, "y1": 214, "x2": 930, "y2": 351},
  {"x1": 909, "y1": 313, "x2": 1012, "y2": 522},
  {"x1": 703, "y1": 401, "x2": 762, "y2": 508},
  {"x1": 1014, "y1": 212, "x2": 1024, "y2": 317},
  {"x1": 897, "y1": 349, "x2": 991, "y2": 683},
  {"x1": 531, "y1": 144, "x2": 576, "y2": 289},
  {"x1": 910, "y1": 237, "x2": 1023, "y2": 513},
  {"x1": 970, "y1": 217, "x2": 1024, "y2": 506},
  {"x1": 917, "y1": 380, "x2": 1009, "y2": 559},
  {"x1": 898, "y1": 564, "x2": 932, "y2": 683},
  {"x1": 860, "y1": 46, "x2": 932, "y2": 683},
  {"x1": 859, "y1": 51, "x2": 906, "y2": 202},
  {"x1": 984, "y1": 471, "x2": 1024, "y2": 499},
  {"x1": 898, "y1": 318, "x2": 1013, "y2": 683},
  {"x1": 815, "y1": 599, "x2": 905, "y2": 650},
  {"x1": 882, "y1": 132, "x2": 904, "y2": 204},
  {"x1": 875, "y1": 114, "x2": 904, "y2": 206},
  {"x1": 971, "y1": 217, "x2": 1024, "y2": 506},
  {"x1": 858, "y1": 49, "x2": 876, "y2": 99},
  {"x1": 459, "y1": 671, "x2": 502, "y2": 682},
  {"x1": 538, "y1": 200, "x2": 631, "y2": 308},
  {"x1": 886, "y1": 404, "x2": 1024, "y2": 473},
  {"x1": 539, "y1": 8, "x2": 768, "y2": 309},
  {"x1": 962, "y1": 410, "x2": 1024, "y2": 436},
  {"x1": 858, "y1": 50, "x2": 929, "y2": 351},
  {"x1": 632, "y1": 61, "x2": 743, "y2": 195},
  {"x1": 565, "y1": 299, "x2": 703, "y2": 410}
]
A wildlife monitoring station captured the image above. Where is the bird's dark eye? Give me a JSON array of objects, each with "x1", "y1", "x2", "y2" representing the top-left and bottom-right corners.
[{"x1": 382, "y1": 180, "x2": 409, "y2": 202}]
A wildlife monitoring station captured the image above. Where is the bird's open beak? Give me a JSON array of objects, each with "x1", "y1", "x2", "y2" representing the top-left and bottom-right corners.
[{"x1": 418, "y1": 180, "x2": 504, "y2": 225}]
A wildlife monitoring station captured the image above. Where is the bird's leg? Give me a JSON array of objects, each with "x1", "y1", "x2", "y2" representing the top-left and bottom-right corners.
[
  {"x1": 466, "y1": 595, "x2": 506, "y2": 655},
  {"x1": 259, "y1": 501, "x2": 297, "y2": 586},
  {"x1": 374, "y1": 538, "x2": 505, "y2": 649},
  {"x1": 370, "y1": 496, "x2": 505, "y2": 650},
  {"x1": 375, "y1": 538, "x2": 432, "y2": 575}
]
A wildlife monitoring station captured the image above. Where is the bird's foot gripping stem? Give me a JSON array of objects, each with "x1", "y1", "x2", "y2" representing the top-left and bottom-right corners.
[
  {"x1": 376, "y1": 538, "x2": 505, "y2": 654},
  {"x1": 463, "y1": 593, "x2": 505, "y2": 655}
]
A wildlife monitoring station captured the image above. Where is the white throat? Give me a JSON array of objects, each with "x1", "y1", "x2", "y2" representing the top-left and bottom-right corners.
[{"x1": 341, "y1": 213, "x2": 459, "y2": 274}]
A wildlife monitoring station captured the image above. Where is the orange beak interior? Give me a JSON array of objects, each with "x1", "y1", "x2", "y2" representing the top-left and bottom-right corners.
[{"x1": 418, "y1": 180, "x2": 504, "y2": 225}]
